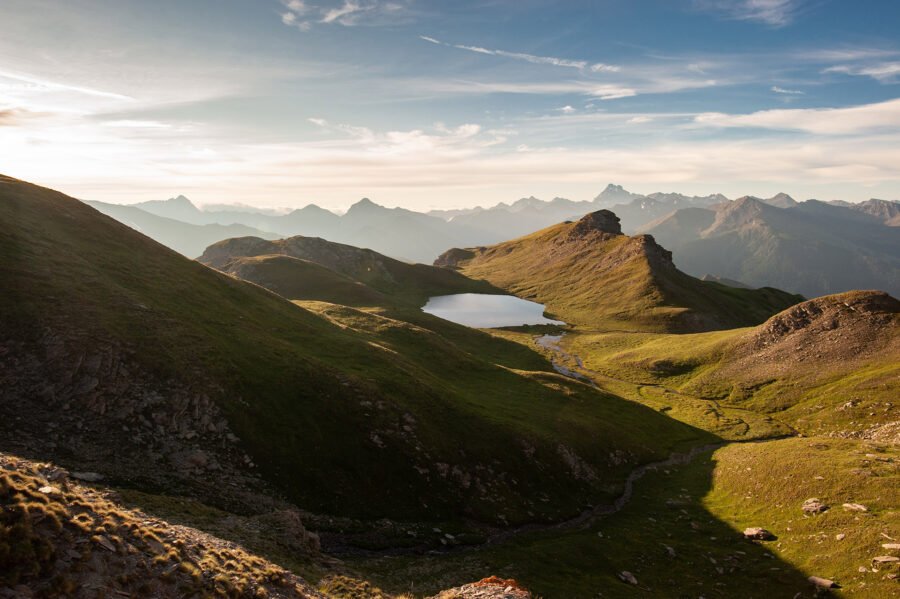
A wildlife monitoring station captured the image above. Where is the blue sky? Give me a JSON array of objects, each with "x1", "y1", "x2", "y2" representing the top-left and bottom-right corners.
[{"x1": 1, "y1": 0, "x2": 899, "y2": 209}]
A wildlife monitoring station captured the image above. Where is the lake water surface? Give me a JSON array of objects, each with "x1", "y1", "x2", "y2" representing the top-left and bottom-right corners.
[{"x1": 422, "y1": 293, "x2": 564, "y2": 328}]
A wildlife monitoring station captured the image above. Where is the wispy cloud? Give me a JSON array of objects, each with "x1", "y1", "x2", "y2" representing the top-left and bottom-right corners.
[
  {"x1": 0, "y1": 69, "x2": 132, "y2": 101},
  {"x1": 321, "y1": 1, "x2": 366, "y2": 24},
  {"x1": 694, "y1": 0, "x2": 804, "y2": 27},
  {"x1": 695, "y1": 98, "x2": 900, "y2": 135},
  {"x1": 419, "y1": 35, "x2": 620, "y2": 73},
  {"x1": 0, "y1": 107, "x2": 46, "y2": 126},
  {"x1": 589, "y1": 85, "x2": 637, "y2": 100},
  {"x1": 280, "y1": 0, "x2": 413, "y2": 30},
  {"x1": 824, "y1": 61, "x2": 900, "y2": 83},
  {"x1": 771, "y1": 85, "x2": 804, "y2": 95}
]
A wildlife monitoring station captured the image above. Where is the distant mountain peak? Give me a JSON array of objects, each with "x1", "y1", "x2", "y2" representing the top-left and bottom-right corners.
[
  {"x1": 347, "y1": 197, "x2": 383, "y2": 213},
  {"x1": 593, "y1": 184, "x2": 643, "y2": 207},
  {"x1": 764, "y1": 192, "x2": 797, "y2": 209}
]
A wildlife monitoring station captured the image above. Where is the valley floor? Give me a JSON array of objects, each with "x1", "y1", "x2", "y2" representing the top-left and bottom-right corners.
[{"x1": 344, "y1": 330, "x2": 899, "y2": 598}]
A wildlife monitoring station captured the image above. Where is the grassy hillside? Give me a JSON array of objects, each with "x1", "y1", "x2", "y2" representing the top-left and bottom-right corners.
[
  {"x1": 438, "y1": 211, "x2": 801, "y2": 332},
  {"x1": 555, "y1": 291, "x2": 899, "y2": 439},
  {"x1": 199, "y1": 235, "x2": 501, "y2": 307},
  {"x1": 0, "y1": 174, "x2": 708, "y2": 529},
  {"x1": 219, "y1": 254, "x2": 393, "y2": 307}
]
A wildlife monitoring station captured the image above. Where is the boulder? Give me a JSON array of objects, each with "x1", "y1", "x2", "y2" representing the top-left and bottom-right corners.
[
  {"x1": 743, "y1": 527, "x2": 775, "y2": 540},
  {"x1": 808, "y1": 576, "x2": 838, "y2": 589},
  {"x1": 872, "y1": 556, "x2": 900, "y2": 568},
  {"x1": 618, "y1": 571, "x2": 638, "y2": 585},
  {"x1": 842, "y1": 503, "x2": 868, "y2": 512},
  {"x1": 802, "y1": 497, "x2": 829, "y2": 514},
  {"x1": 71, "y1": 471, "x2": 104, "y2": 482}
]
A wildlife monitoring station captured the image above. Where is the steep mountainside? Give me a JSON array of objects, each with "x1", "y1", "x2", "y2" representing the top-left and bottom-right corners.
[
  {"x1": 85, "y1": 201, "x2": 280, "y2": 258},
  {"x1": 199, "y1": 235, "x2": 499, "y2": 307},
  {"x1": 436, "y1": 210, "x2": 801, "y2": 332},
  {"x1": 642, "y1": 197, "x2": 900, "y2": 297},
  {"x1": 0, "y1": 175, "x2": 705, "y2": 530}
]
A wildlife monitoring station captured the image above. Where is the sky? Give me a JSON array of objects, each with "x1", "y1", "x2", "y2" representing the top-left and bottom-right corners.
[{"x1": 2, "y1": 0, "x2": 900, "y2": 210}]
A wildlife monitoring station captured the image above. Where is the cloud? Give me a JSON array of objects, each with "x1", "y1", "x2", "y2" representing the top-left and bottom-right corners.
[
  {"x1": 627, "y1": 116, "x2": 653, "y2": 124},
  {"x1": 419, "y1": 36, "x2": 620, "y2": 73},
  {"x1": 280, "y1": 0, "x2": 413, "y2": 30},
  {"x1": 589, "y1": 85, "x2": 637, "y2": 100},
  {"x1": 0, "y1": 107, "x2": 47, "y2": 126},
  {"x1": 771, "y1": 85, "x2": 804, "y2": 95},
  {"x1": 321, "y1": 1, "x2": 365, "y2": 24},
  {"x1": 102, "y1": 120, "x2": 172, "y2": 129},
  {"x1": 694, "y1": 0, "x2": 803, "y2": 27},
  {"x1": 0, "y1": 69, "x2": 132, "y2": 101},
  {"x1": 558, "y1": 105, "x2": 576, "y2": 114},
  {"x1": 824, "y1": 61, "x2": 900, "y2": 83},
  {"x1": 694, "y1": 98, "x2": 900, "y2": 135}
]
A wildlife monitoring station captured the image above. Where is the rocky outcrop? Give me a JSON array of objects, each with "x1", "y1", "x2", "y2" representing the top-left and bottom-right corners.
[
  {"x1": 568, "y1": 210, "x2": 622, "y2": 239},
  {"x1": 434, "y1": 247, "x2": 477, "y2": 270},
  {"x1": 429, "y1": 576, "x2": 531, "y2": 599}
]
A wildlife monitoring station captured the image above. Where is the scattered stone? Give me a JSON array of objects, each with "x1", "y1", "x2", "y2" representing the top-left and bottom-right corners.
[
  {"x1": 743, "y1": 527, "x2": 775, "y2": 541},
  {"x1": 882, "y1": 543, "x2": 900, "y2": 550},
  {"x1": 802, "y1": 498, "x2": 829, "y2": 515},
  {"x1": 618, "y1": 571, "x2": 638, "y2": 585},
  {"x1": 835, "y1": 533, "x2": 846, "y2": 541},
  {"x1": 872, "y1": 556, "x2": 900, "y2": 568},
  {"x1": 663, "y1": 544, "x2": 676, "y2": 558},
  {"x1": 94, "y1": 535, "x2": 116, "y2": 552},
  {"x1": 37, "y1": 485, "x2": 60, "y2": 495},
  {"x1": 71, "y1": 471, "x2": 104, "y2": 482},
  {"x1": 842, "y1": 503, "x2": 868, "y2": 512},
  {"x1": 808, "y1": 576, "x2": 838, "y2": 589}
]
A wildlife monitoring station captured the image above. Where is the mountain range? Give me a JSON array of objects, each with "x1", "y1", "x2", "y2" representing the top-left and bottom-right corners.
[
  {"x1": 641, "y1": 195, "x2": 900, "y2": 297},
  {"x1": 86, "y1": 185, "x2": 899, "y2": 298}
]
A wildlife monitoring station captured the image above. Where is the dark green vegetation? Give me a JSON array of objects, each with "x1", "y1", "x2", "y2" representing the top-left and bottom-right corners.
[
  {"x1": 0, "y1": 174, "x2": 705, "y2": 529},
  {"x1": 437, "y1": 210, "x2": 802, "y2": 332},
  {"x1": 642, "y1": 195, "x2": 900, "y2": 297},
  {"x1": 198, "y1": 234, "x2": 500, "y2": 308}
]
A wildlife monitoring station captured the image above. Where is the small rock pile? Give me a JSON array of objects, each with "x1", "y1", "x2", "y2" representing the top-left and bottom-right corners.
[{"x1": 430, "y1": 576, "x2": 531, "y2": 599}]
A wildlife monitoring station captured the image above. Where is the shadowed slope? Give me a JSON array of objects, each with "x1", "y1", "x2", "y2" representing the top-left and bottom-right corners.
[
  {"x1": 0, "y1": 175, "x2": 707, "y2": 528},
  {"x1": 199, "y1": 235, "x2": 501, "y2": 307}
]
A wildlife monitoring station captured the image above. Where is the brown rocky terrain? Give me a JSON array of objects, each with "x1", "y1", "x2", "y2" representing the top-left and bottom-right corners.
[
  {"x1": 735, "y1": 290, "x2": 900, "y2": 370},
  {"x1": 0, "y1": 453, "x2": 323, "y2": 598}
]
